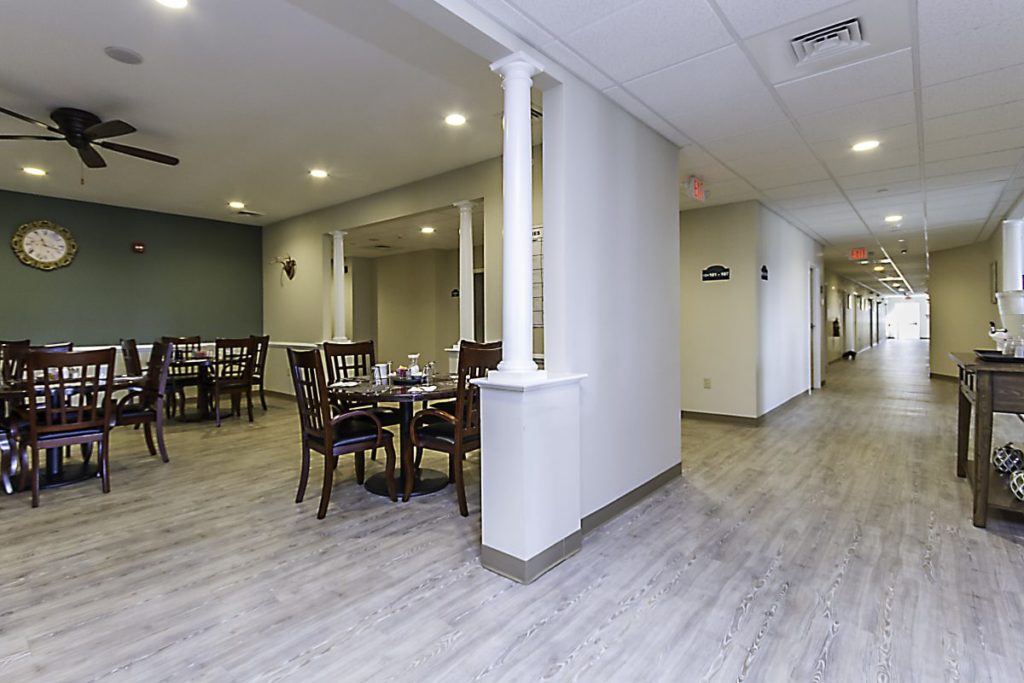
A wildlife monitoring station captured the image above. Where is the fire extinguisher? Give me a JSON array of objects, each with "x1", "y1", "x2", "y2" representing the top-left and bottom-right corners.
[{"x1": 832, "y1": 318, "x2": 841, "y2": 337}]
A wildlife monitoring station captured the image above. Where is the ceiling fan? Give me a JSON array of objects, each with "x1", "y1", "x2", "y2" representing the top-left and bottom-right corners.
[{"x1": 0, "y1": 106, "x2": 179, "y2": 168}]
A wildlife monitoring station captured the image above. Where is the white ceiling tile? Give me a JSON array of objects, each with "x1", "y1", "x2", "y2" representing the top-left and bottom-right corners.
[
  {"x1": 922, "y1": 64, "x2": 1024, "y2": 119},
  {"x1": 602, "y1": 87, "x2": 690, "y2": 145},
  {"x1": 925, "y1": 149, "x2": 1024, "y2": 178},
  {"x1": 920, "y1": 15, "x2": 1024, "y2": 87},
  {"x1": 744, "y1": 163, "x2": 831, "y2": 189},
  {"x1": 713, "y1": 0, "x2": 851, "y2": 38},
  {"x1": 775, "y1": 49, "x2": 914, "y2": 117},
  {"x1": 918, "y1": 0, "x2": 1024, "y2": 39},
  {"x1": 925, "y1": 127, "x2": 1024, "y2": 164},
  {"x1": 678, "y1": 145, "x2": 738, "y2": 183},
  {"x1": 845, "y1": 180, "x2": 923, "y2": 201},
  {"x1": 506, "y1": 0, "x2": 642, "y2": 36},
  {"x1": 465, "y1": 0, "x2": 556, "y2": 46},
  {"x1": 563, "y1": 0, "x2": 731, "y2": 83},
  {"x1": 925, "y1": 167, "x2": 1015, "y2": 189},
  {"x1": 810, "y1": 123, "x2": 919, "y2": 160},
  {"x1": 795, "y1": 91, "x2": 916, "y2": 142},
  {"x1": 925, "y1": 101, "x2": 1024, "y2": 142},
  {"x1": 763, "y1": 180, "x2": 841, "y2": 202},
  {"x1": 820, "y1": 143, "x2": 920, "y2": 178},
  {"x1": 837, "y1": 165, "x2": 921, "y2": 191},
  {"x1": 725, "y1": 145, "x2": 821, "y2": 177},
  {"x1": 541, "y1": 41, "x2": 615, "y2": 90},
  {"x1": 625, "y1": 45, "x2": 764, "y2": 100},
  {"x1": 703, "y1": 124, "x2": 805, "y2": 160}
]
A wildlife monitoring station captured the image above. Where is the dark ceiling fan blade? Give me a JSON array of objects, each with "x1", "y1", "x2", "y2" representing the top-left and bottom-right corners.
[
  {"x1": 0, "y1": 134, "x2": 63, "y2": 140},
  {"x1": 0, "y1": 105, "x2": 61, "y2": 133},
  {"x1": 77, "y1": 143, "x2": 107, "y2": 168},
  {"x1": 96, "y1": 140, "x2": 179, "y2": 166},
  {"x1": 84, "y1": 119, "x2": 136, "y2": 140}
]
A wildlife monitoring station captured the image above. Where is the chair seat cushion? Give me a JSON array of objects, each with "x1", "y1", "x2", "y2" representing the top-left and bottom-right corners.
[
  {"x1": 415, "y1": 419, "x2": 478, "y2": 450},
  {"x1": 328, "y1": 416, "x2": 389, "y2": 449},
  {"x1": 117, "y1": 406, "x2": 157, "y2": 422},
  {"x1": 430, "y1": 400, "x2": 457, "y2": 415},
  {"x1": 372, "y1": 406, "x2": 402, "y2": 427}
]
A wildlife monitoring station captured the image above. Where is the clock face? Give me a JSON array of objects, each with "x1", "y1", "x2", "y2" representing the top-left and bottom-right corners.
[{"x1": 12, "y1": 220, "x2": 77, "y2": 271}]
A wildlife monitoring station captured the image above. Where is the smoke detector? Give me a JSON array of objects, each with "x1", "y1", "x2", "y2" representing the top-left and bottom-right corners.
[{"x1": 791, "y1": 18, "x2": 865, "y2": 65}]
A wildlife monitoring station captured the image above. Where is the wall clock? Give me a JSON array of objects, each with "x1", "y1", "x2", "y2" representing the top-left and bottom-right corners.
[{"x1": 11, "y1": 220, "x2": 77, "y2": 271}]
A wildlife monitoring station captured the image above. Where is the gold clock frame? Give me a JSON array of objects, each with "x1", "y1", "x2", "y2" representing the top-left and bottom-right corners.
[{"x1": 11, "y1": 220, "x2": 77, "y2": 271}]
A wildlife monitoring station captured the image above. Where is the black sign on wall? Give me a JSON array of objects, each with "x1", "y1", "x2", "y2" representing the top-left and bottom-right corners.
[
  {"x1": 701, "y1": 264, "x2": 730, "y2": 282},
  {"x1": 761, "y1": 265, "x2": 769, "y2": 281}
]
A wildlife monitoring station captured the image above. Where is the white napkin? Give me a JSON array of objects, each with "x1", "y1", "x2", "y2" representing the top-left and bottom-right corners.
[
  {"x1": 408, "y1": 385, "x2": 437, "y2": 393},
  {"x1": 331, "y1": 381, "x2": 359, "y2": 388}
]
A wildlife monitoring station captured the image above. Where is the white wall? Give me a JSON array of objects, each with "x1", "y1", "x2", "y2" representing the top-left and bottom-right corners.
[
  {"x1": 679, "y1": 202, "x2": 759, "y2": 418},
  {"x1": 757, "y1": 205, "x2": 823, "y2": 415},
  {"x1": 544, "y1": 77, "x2": 681, "y2": 518}
]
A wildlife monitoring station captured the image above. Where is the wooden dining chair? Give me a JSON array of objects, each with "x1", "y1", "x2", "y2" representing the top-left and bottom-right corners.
[
  {"x1": 287, "y1": 347, "x2": 399, "y2": 518},
  {"x1": 31, "y1": 342, "x2": 73, "y2": 353},
  {"x1": 206, "y1": 337, "x2": 256, "y2": 427},
  {"x1": 114, "y1": 340, "x2": 173, "y2": 462},
  {"x1": 323, "y1": 340, "x2": 401, "y2": 428},
  {"x1": 162, "y1": 335, "x2": 202, "y2": 418},
  {"x1": 0, "y1": 340, "x2": 30, "y2": 494},
  {"x1": 14, "y1": 348, "x2": 116, "y2": 507},
  {"x1": 250, "y1": 334, "x2": 270, "y2": 411},
  {"x1": 409, "y1": 340, "x2": 501, "y2": 516},
  {"x1": 120, "y1": 338, "x2": 143, "y2": 376}
]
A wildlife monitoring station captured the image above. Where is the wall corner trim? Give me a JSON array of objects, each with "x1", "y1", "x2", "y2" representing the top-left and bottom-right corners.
[
  {"x1": 580, "y1": 464, "x2": 680, "y2": 534},
  {"x1": 481, "y1": 531, "x2": 582, "y2": 584}
]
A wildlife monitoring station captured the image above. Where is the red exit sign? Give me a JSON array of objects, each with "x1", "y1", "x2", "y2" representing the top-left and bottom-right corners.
[
  {"x1": 849, "y1": 247, "x2": 867, "y2": 260},
  {"x1": 686, "y1": 176, "x2": 705, "y2": 202}
]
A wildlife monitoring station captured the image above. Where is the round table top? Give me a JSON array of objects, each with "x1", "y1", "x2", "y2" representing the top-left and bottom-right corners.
[
  {"x1": 328, "y1": 375, "x2": 458, "y2": 403},
  {"x1": 0, "y1": 374, "x2": 143, "y2": 401}
]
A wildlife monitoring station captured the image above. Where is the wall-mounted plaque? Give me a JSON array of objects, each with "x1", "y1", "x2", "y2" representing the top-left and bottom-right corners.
[{"x1": 702, "y1": 265, "x2": 730, "y2": 282}]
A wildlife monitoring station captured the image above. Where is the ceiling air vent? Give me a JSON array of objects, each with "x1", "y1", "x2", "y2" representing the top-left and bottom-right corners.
[
  {"x1": 372, "y1": 244, "x2": 392, "y2": 249},
  {"x1": 790, "y1": 18, "x2": 865, "y2": 65},
  {"x1": 236, "y1": 209, "x2": 264, "y2": 217}
]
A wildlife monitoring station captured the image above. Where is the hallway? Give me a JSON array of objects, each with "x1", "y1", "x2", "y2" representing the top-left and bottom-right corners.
[{"x1": 3, "y1": 341, "x2": 1023, "y2": 681}]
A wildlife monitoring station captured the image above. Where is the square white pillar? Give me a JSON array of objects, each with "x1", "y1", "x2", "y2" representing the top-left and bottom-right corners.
[{"x1": 475, "y1": 373, "x2": 585, "y2": 583}]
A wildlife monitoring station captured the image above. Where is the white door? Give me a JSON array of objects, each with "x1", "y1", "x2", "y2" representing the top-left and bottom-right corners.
[{"x1": 892, "y1": 301, "x2": 921, "y2": 340}]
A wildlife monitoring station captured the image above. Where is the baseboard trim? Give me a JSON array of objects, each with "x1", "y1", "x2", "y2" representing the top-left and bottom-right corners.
[
  {"x1": 681, "y1": 411, "x2": 759, "y2": 426},
  {"x1": 265, "y1": 389, "x2": 294, "y2": 400},
  {"x1": 929, "y1": 372, "x2": 956, "y2": 382},
  {"x1": 481, "y1": 530, "x2": 582, "y2": 584},
  {"x1": 581, "y1": 464, "x2": 680, "y2": 535}
]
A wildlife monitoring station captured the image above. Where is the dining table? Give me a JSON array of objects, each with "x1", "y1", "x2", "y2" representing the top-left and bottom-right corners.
[
  {"x1": 0, "y1": 373, "x2": 143, "y2": 492},
  {"x1": 330, "y1": 375, "x2": 457, "y2": 497},
  {"x1": 168, "y1": 355, "x2": 214, "y2": 421}
]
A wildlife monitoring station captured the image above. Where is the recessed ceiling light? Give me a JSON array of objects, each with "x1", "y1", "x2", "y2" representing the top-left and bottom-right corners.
[
  {"x1": 104, "y1": 46, "x2": 144, "y2": 65},
  {"x1": 884, "y1": 214, "x2": 903, "y2": 223},
  {"x1": 898, "y1": 238, "x2": 905, "y2": 243},
  {"x1": 420, "y1": 226, "x2": 435, "y2": 234},
  {"x1": 309, "y1": 169, "x2": 328, "y2": 179},
  {"x1": 444, "y1": 113, "x2": 467, "y2": 127},
  {"x1": 228, "y1": 201, "x2": 245, "y2": 210},
  {"x1": 873, "y1": 265, "x2": 885, "y2": 272},
  {"x1": 156, "y1": 0, "x2": 188, "y2": 8},
  {"x1": 859, "y1": 260, "x2": 869, "y2": 265},
  {"x1": 22, "y1": 166, "x2": 46, "y2": 176},
  {"x1": 852, "y1": 139, "x2": 880, "y2": 152}
]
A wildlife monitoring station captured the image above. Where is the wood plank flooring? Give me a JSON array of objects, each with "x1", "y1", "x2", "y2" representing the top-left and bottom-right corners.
[{"x1": 2, "y1": 339, "x2": 1024, "y2": 681}]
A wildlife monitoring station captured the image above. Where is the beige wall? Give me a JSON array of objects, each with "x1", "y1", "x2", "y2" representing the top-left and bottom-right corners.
[
  {"x1": 823, "y1": 270, "x2": 879, "y2": 366},
  {"x1": 930, "y1": 236, "x2": 1000, "y2": 377}
]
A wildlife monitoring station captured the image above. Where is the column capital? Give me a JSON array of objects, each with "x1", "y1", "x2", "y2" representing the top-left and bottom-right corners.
[
  {"x1": 331, "y1": 230, "x2": 347, "y2": 239},
  {"x1": 490, "y1": 52, "x2": 544, "y2": 80},
  {"x1": 453, "y1": 200, "x2": 476, "y2": 211}
]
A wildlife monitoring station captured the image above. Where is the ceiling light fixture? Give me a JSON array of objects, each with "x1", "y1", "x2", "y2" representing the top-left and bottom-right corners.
[
  {"x1": 884, "y1": 215, "x2": 903, "y2": 223},
  {"x1": 420, "y1": 226, "x2": 435, "y2": 234},
  {"x1": 852, "y1": 139, "x2": 880, "y2": 152},
  {"x1": 444, "y1": 113, "x2": 467, "y2": 127},
  {"x1": 859, "y1": 260, "x2": 869, "y2": 265},
  {"x1": 309, "y1": 169, "x2": 328, "y2": 179},
  {"x1": 156, "y1": 0, "x2": 188, "y2": 8},
  {"x1": 104, "y1": 46, "x2": 144, "y2": 65},
  {"x1": 22, "y1": 166, "x2": 46, "y2": 176},
  {"x1": 873, "y1": 265, "x2": 885, "y2": 272},
  {"x1": 228, "y1": 201, "x2": 245, "y2": 210}
]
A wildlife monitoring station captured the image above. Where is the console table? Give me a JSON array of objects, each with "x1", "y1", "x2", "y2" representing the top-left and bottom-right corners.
[{"x1": 951, "y1": 351, "x2": 1024, "y2": 527}]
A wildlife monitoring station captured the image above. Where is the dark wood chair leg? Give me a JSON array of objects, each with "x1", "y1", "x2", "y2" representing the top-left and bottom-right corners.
[
  {"x1": 295, "y1": 442, "x2": 310, "y2": 503},
  {"x1": 143, "y1": 422, "x2": 158, "y2": 456},
  {"x1": 99, "y1": 437, "x2": 110, "y2": 494},
  {"x1": 354, "y1": 450, "x2": 365, "y2": 485},
  {"x1": 30, "y1": 445, "x2": 40, "y2": 508},
  {"x1": 453, "y1": 450, "x2": 468, "y2": 517},
  {"x1": 415, "y1": 447, "x2": 424, "y2": 472},
  {"x1": 447, "y1": 453, "x2": 455, "y2": 483},
  {"x1": 214, "y1": 385, "x2": 222, "y2": 428},
  {"x1": 246, "y1": 387, "x2": 254, "y2": 423},
  {"x1": 383, "y1": 439, "x2": 397, "y2": 502},
  {"x1": 317, "y1": 454, "x2": 336, "y2": 519},
  {"x1": 155, "y1": 413, "x2": 170, "y2": 463},
  {"x1": 1, "y1": 438, "x2": 12, "y2": 495},
  {"x1": 259, "y1": 381, "x2": 267, "y2": 411}
]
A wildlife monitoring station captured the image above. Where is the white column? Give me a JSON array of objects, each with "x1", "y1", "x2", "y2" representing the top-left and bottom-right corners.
[
  {"x1": 1002, "y1": 219, "x2": 1024, "y2": 292},
  {"x1": 331, "y1": 230, "x2": 349, "y2": 342},
  {"x1": 491, "y1": 53, "x2": 542, "y2": 374},
  {"x1": 455, "y1": 200, "x2": 476, "y2": 341}
]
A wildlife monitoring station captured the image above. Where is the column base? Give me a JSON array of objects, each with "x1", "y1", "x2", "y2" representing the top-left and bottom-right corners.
[
  {"x1": 481, "y1": 531, "x2": 582, "y2": 584},
  {"x1": 446, "y1": 346, "x2": 459, "y2": 376}
]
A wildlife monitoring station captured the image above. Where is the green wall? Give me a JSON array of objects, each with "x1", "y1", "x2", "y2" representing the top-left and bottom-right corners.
[{"x1": 0, "y1": 189, "x2": 262, "y2": 345}]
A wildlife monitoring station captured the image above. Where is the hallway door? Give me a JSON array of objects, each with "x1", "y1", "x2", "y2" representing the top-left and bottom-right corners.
[{"x1": 892, "y1": 301, "x2": 921, "y2": 340}]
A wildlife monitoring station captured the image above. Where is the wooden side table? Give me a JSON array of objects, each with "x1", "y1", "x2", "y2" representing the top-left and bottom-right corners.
[{"x1": 951, "y1": 351, "x2": 1024, "y2": 527}]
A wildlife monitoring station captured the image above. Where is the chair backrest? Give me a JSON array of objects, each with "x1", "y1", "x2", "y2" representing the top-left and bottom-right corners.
[
  {"x1": 162, "y1": 336, "x2": 202, "y2": 379},
  {"x1": 0, "y1": 339, "x2": 30, "y2": 382},
  {"x1": 25, "y1": 348, "x2": 115, "y2": 437},
  {"x1": 454, "y1": 340, "x2": 502, "y2": 441},
  {"x1": 323, "y1": 340, "x2": 375, "y2": 383},
  {"x1": 214, "y1": 337, "x2": 256, "y2": 380},
  {"x1": 250, "y1": 334, "x2": 270, "y2": 377},
  {"x1": 138, "y1": 340, "x2": 173, "y2": 408},
  {"x1": 120, "y1": 338, "x2": 143, "y2": 376},
  {"x1": 286, "y1": 347, "x2": 332, "y2": 444}
]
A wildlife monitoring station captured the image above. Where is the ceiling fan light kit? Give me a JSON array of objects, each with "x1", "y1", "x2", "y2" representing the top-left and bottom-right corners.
[{"x1": 0, "y1": 105, "x2": 179, "y2": 168}]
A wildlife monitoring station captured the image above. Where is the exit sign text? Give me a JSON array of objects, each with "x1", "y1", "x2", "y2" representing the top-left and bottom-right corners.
[{"x1": 849, "y1": 247, "x2": 867, "y2": 260}]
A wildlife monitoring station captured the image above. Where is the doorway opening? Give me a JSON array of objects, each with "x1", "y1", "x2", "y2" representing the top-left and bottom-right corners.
[{"x1": 890, "y1": 300, "x2": 922, "y2": 340}]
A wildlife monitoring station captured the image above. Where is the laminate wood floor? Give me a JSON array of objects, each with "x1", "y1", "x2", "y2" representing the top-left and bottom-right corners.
[{"x1": 2, "y1": 339, "x2": 1023, "y2": 682}]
